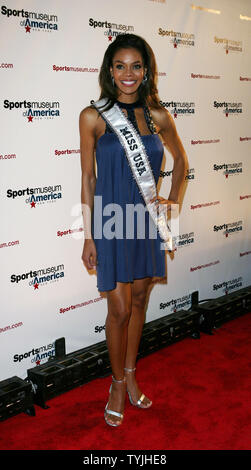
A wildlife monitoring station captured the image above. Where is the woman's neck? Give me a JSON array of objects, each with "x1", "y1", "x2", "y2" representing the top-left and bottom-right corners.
[
  {"x1": 115, "y1": 94, "x2": 142, "y2": 108},
  {"x1": 116, "y1": 93, "x2": 139, "y2": 104}
]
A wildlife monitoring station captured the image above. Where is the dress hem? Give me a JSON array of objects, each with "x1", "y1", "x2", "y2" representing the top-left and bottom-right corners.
[{"x1": 97, "y1": 272, "x2": 166, "y2": 292}]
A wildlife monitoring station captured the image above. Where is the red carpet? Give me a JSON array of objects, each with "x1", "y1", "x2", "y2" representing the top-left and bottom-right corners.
[{"x1": 0, "y1": 313, "x2": 250, "y2": 450}]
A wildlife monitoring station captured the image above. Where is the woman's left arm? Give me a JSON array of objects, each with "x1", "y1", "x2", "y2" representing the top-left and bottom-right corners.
[{"x1": 153, "y1": 108, "x2": 188, "y2": 205}]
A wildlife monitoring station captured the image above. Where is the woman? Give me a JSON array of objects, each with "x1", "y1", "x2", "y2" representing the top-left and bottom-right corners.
[{"x1": 79, "y1": 34, "x2": 187, "y2": 427}]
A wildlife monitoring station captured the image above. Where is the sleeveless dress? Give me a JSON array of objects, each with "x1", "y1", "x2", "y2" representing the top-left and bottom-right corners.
[{"x1": 91, "y1": 98, "x2": 166, "y2": 292}]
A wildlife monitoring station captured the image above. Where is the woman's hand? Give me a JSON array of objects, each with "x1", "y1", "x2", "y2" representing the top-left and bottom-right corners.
[
  {"x1": 82, "y1": 239, "x2": 97, "y2": 270},
  {"x1": 150, "y1": 195, "x2": 177, "y2": 212}
]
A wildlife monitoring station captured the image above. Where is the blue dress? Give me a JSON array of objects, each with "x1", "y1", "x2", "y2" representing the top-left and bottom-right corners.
[{"x1": 91, "y1": 99, "x2": 166, "y2": 292}]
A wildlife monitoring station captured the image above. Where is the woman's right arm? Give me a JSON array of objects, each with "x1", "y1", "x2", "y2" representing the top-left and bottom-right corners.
[{"x1": 79, "y1": 106, "x2": 98, "y2": 270}]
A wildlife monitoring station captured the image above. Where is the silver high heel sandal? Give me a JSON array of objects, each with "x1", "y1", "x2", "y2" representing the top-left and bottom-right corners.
[
  {"x1": 104, "y1": 376, "x2": 126, "y2": 427},
  {"x1": 124, "y1": 367, "x2": 152, "y2": 408}
]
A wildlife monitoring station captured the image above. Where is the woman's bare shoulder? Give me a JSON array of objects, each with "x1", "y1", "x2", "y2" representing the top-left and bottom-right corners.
[
  {"x1": 150, "y1": 105, "x2": 172, "y2": 132},
  {"x1": 79, "y1": 104, "x2": 100, "y2": 128}
]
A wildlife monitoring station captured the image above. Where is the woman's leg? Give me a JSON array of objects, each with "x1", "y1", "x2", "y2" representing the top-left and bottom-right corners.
[
  {"x1": 124, "y1": 276, "x2": 153, "y2": 407},
  {"x1": 105, "y1": 281, "x2": 132, "y2": 425}
]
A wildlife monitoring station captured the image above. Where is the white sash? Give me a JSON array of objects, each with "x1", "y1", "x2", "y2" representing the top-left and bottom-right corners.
[{"x1": 92, "y1": 97, "x2": 174, "y2": 251}]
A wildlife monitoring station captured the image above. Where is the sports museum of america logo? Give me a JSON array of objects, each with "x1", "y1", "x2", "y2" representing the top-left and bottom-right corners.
[
  {"x1": 173, "y1": 232, "x2": 195, "y2": 248},
  {"x1": 3, "y1": 99, "x2": 60, "y2": 122},
  {"x1": 160, "y1": 168, "x2": 195, "y2": 181},
  {"x1": 88, "y1": 17, "x2": 134, "y2": 42},
  {"x1": 213, "y1": 220, "x2": 243, "y2": 238},
  {"x1": 185, "y1": 168, "x2": 195, "y2": 181},
  {"x1": 6, "y1": 185, "x2": 62, "y2": 207},
  {"x1": 213, "y1": 100, "x2": 242, "y2": 116},
  {"x1": 213, "y1": 276, "x2": 243, "y2": 295},
  {"x1": 160, "y1": 100, "x2": 195, "y2": 118},
  {"x1": 213, "y1": 162, "x2": 243, "y2": 178},
  {"x1": 1, "y1": 5, "x2": 58, "y2": 33},
  {"x1": 11, "y1": 264, "x2": 65, "y2": 290},
  {"x1": 13, "y1": 343, "x2": 55, "y2": 366},
  {"x1": 158, "y1": 27, "x2": 195, "y2": 49},
  {"x1": 160, "y1": 293, "x2": 192, "y2": 313},
  {"x1": 214, "y1": 35, "x2": 242, "y2": 54}
]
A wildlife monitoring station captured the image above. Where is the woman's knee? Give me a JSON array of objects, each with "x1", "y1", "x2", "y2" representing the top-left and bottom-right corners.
[
  {"x1": 132, "y1": 290, "x2": 147, "y2": 310},
  {"x1": 132, "y1": 278, "x2": 151, "y2": 310},
  {"x1": 106, "y1": 282, "x2": 132, "y2": 326},
  {"x1": 107, "y1": 305, "x2": 131, "y2": 326}
]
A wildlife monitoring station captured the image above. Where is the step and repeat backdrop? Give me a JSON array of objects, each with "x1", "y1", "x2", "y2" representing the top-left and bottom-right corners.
[{"x1": 0, "y1": 0, "x2": 250, "y2": 381}]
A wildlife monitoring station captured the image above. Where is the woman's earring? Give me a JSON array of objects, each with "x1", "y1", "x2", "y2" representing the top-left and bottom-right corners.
[
  {"x1": 142, "y1": 73, "x2": 148, "y2": 85},
  {"x1": 111, "y1": 75, "x2": 115, "y2": 87}
]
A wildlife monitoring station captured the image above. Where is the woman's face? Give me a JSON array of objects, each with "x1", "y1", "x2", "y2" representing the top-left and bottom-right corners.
[{"x1": 110, "y1": 47, "x2": 147, "y2": 101}]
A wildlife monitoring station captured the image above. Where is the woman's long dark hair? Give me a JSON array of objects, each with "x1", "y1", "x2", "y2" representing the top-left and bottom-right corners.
[{"x1": 95, "y1": 34, "x2": 162, "y2": 112}]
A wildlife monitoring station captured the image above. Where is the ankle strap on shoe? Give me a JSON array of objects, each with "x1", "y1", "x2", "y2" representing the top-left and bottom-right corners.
[
  {"x1": 112, "y1": 376, "x2": 126, "y2": 383},
  {"x1": 124, "y1": 367, "x2": 136, "y2": 373}
]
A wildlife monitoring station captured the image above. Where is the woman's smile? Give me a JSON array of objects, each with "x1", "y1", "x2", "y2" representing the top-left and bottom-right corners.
[{"x1": 120, "y1": 80, "x2": 137, "y2": 87}]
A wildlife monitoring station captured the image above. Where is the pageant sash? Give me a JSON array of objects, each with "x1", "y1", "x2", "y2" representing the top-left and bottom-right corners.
[{"x1": 92, "y1": 97, "x2": 174, "y2": 251}]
